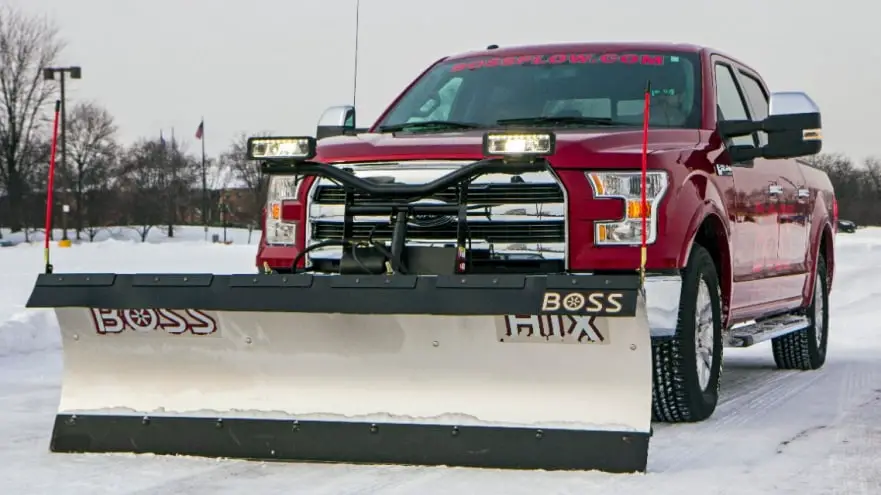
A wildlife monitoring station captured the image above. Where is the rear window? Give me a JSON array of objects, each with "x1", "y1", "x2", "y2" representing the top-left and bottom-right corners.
[{"x1": 377, "y1": 51, "x2": 702, "y2": 129}]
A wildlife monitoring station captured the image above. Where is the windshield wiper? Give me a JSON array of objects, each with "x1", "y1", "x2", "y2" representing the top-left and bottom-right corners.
[
  {"x1": 377, "y1": 120, "x2": 485, "y2": 133},
  {"x1": 496, "y1": 116, "x2": 627, "y2": 127}
]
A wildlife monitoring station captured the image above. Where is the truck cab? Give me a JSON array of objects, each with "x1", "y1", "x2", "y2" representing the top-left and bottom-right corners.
[{"x1": 255, "y1": 42, "x2": 835, "y2": 424}]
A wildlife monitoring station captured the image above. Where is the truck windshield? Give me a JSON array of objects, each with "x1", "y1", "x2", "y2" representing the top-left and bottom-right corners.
[{"x1": 377, "y1": 51, "x2": 701, "y2": 131}]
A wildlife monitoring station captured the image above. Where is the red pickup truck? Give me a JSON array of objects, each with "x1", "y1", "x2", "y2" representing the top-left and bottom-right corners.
[{"x1": 256, "y1": 41, "x2": 836, "y2": 425}]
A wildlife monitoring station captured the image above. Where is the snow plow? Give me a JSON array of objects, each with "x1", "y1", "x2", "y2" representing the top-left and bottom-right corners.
[{"x1": 26, "y1": 131, "x2": 655, "y2": 473}]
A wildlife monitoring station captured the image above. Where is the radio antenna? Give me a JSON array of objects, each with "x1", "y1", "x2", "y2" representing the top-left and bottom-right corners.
[{"x1": 352, "y1": 0, "x2": 361, "y2": 107}]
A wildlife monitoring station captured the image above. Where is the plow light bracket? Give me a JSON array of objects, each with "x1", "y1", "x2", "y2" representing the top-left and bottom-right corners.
[
  {"x1": 247, "y1": 136, "x2": 317, "y2": 161},
  {"x1": 482, "y1": 131, "x2": 556, "y2": 159}
]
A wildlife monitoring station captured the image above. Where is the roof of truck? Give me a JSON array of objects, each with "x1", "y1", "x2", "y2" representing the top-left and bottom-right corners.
[{"x1": 444, "y1": 41, "x2": 710, "y2": 61}]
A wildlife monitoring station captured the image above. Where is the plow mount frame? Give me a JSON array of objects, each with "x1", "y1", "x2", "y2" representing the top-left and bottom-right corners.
[{"x1": 253, "y1": 132, "x2": 557, "y2": 276}]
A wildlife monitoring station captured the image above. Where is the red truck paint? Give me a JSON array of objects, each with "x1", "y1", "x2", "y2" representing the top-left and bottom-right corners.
[{"x1": 257, "y1": 41, "x2": 836, "y2": 330}]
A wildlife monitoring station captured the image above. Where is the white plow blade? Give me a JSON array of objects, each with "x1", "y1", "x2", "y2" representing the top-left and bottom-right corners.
[{"x1": 52, "y1": 299, "x2": 652, "y2": 433}]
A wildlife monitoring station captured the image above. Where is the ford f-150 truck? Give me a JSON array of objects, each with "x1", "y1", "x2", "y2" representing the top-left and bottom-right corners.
[
  {"x1": 26, "y1": 41, "x2": 835, "y2": 473},
  {"x1": 255, "y1": 42, "x2": 836, "y2": 425}
]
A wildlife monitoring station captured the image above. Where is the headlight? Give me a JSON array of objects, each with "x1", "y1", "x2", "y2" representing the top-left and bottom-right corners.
[
  {"x1": 483, "y1": 132, "x2": 555, "y2": 157},
  {"x1": 265, "y1": 175, "x2": 300, "y2": 245},
  {"x1": 586, "y1": 171, "x2": 669, "y2": 245}
]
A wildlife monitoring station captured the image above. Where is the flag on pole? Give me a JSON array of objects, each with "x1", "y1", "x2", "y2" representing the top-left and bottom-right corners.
[{"x1": 195, "y1": 120, "x2": 204, "y2": 140}]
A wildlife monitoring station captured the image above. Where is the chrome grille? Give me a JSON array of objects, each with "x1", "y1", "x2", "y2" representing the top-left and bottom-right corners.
[
  {"x1": 312, "y1": 221, "x2": 565, "y2": 243},
  {"x1": 305, "y1": 160, "x2": 567, "y2": 262},
  {"x1": 312, "y1": 183, "x2": 564, "y2": 205}
]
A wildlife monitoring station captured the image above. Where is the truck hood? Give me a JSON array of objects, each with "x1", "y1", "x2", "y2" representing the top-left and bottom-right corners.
[{"x1": 315, "y1": 128, "x2": 701, "y2": 164}]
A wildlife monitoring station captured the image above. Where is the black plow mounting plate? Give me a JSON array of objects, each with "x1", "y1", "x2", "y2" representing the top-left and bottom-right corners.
[{"x1": 52, "y1": 414, "x2": 650, "y2": 473}]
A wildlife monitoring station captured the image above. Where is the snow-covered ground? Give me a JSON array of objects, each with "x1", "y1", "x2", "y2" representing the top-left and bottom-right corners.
[{"x1": 1, "y1": 226, "x2": 880, "y2": 494}]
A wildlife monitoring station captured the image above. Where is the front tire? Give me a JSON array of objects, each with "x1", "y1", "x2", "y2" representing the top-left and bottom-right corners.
[
  {"x1": 772, "y1": 254, "x2": 829, "y2": 370},
  {"x1": 652, "y1": 244, "x2": 724, "y2": 423}
]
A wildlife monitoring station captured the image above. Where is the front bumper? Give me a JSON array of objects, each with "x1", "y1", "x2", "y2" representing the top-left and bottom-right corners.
[{"x1": 643, "y1": 274, "x2": 683, "y2": 339}]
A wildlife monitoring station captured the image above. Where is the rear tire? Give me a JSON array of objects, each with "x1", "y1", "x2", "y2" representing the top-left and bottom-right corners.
[
  {"x1": 772, "y1": 255, "x2": 829, "y2": 370},
  {"x1": 652, "y1": 244, "x2": 724, "y2": 423}
]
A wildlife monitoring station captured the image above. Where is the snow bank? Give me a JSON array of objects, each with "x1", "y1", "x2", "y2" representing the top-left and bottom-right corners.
[
  {"x1": 0, "y1": 225, "x2": 259, "y2": 246},
  {"x1": 0, "y1": 229, "x2": 258, "y2": 356}
]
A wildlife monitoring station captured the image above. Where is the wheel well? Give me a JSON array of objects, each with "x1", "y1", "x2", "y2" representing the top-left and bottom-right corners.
[{"x1": 692, "y1": 215, "x2": 731, "y2": 317}]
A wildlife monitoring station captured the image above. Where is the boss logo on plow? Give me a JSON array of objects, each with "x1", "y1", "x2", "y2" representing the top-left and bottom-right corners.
[
  {"x1": 541, "y1": 291, "x2": 625, "y2": 314},
  {"x1": 89, "y1": 308, "x2": 218, "y2": 335}
]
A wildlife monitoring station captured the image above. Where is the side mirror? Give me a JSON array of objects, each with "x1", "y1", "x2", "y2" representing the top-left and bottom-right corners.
[
  {"x1": 316, "y1": 105, "x2": 357, "y2": 140},
  {"x1": 717, "y1": 91, "x2": 822, "y2": 161},
  {"x1": 763, "y1": 91, "x2": 822, "y2": 159}
]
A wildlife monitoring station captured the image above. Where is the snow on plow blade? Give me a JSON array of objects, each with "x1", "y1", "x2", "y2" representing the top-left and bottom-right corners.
[{"x1": 26, "y1": 272, "x2": 652, "y2": 472}]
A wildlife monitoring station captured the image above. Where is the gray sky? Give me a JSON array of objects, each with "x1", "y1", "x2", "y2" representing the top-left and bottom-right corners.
[{"x1": 10, "y1": 0, "x2": 879, "y2": 162}]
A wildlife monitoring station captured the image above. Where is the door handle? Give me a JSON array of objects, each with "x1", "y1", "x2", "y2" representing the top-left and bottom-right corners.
[
  {"x1": 768, "y1": 184, "x2": 783, "y2": 195},
  {"x1": 797, "y1": 188, "x2": 810, "y2": 198}
]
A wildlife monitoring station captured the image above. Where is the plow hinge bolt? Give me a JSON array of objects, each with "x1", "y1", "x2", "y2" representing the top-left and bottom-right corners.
[
  {"x1": 355, "y1": 278, "x2": 361, "y2": 283},
  {"x1": 85, "y1": 276, "x2": 90, "y2": 281},
  {"x1": 451, "y1": 426, "x2": 459, "y2": 436},
  {"x1": 630, "y1": 344, "x2": 637, "y2": 351},
  {"x1": 183, "y1": 277, "x2": 189, "y2": 282},
  {"x1": 370, "y1": 424, "x2": 378, "y2": 433},
  {"x1": 141, "y1": 416, "x2": 150, "y2": 425},
  {"x1": 535, "y1": 429, "x2": 543, "y2": 439},
  {"x1": 492, "y1": 278, "x2": 498, "y2": 284},
  {"x1": 571, "y1": 279, "x2": 577, "y2": 285},
  {"x1": 72, "y1": 334, "x2": 79, "y2": 341},
  {"x1": 460, "y1": 278, "x2": 466, "y2": 284},
  {"x1": 215, "y1": 419, "x2": 223, "y2": 428},
  {"x1": 153, "y1": 277, "x2": 160, "y2": 282},
  {"x1": 432, "y1": 341, "x2": 439, "y2": 347},
  {"x1": 252, "y1": 278, "x2": 258, "y2": 284},
  {"x1": 282, "y1": 277, "x2": 288, "y2": 283},
  {"x1": 57, "y1": 276, "x2": 64, "y2": 281},
  {"x1": 66, "y1": 415, "x2": 77, "y2": 426},
  {"x1": 245, "y1": 337, "x2": 253, "y2": 344},
  {"x1": 292, "y1": 420, "x2": 300, "y2": 432}
]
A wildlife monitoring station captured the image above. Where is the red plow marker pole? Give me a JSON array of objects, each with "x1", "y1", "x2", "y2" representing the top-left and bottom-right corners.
[
  {"x1": 639, "y1": 82, "x2": 651, "y2": 286},
  {"x1": 43, "y1": 100, "x2": 62, "y2": 274}
]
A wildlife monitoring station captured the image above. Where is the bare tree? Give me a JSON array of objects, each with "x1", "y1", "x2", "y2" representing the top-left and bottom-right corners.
[
  {"x1": 805, "y1": 152, "x2": 881, "y2": 226},
  {"x1": 158, "y1": 136, "x2": 203, "y2": 238},
  {"x1": 221, "y1": 131, "x2": 268, "y2": 224},
  {"x1": 0, "y1": 6, "x2": 63, "y2": 231},
  {"x1": 59, "y1": 100, "x2": 117, "y2": 239},
  {"x1": 116, "y1": 139, "x2": 167, "y2": 241}
]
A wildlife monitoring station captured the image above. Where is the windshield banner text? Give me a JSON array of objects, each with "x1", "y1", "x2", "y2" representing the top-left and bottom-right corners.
[{"x1": 451, "y1": 53, "x2": 666, "y2": 72}]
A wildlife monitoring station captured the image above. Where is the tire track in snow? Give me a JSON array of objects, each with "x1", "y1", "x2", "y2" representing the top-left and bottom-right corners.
[
  {"x1": 648, "y1": 353, "x2": 881, "y2": 475},
  {"x1": 648, "y1": 355, "x2": 828, "y2": 473}
]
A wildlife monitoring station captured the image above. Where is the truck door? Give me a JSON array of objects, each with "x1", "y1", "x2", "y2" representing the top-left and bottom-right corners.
[
  {"x1": 735, "y1": 68, "x2": 811, "y2": 299},
  {"x1": 713, "y1": 62, "x2": 780, "y2": 307}
]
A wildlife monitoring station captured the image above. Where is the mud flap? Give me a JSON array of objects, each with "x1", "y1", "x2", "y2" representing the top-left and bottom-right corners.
[{"x1": 27, "y1": 272, "x2": 653, "y2": 472}]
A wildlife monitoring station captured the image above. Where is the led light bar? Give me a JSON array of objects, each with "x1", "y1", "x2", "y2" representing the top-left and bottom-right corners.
[
  {"x1": 247, "y1": 136, "x2": 317, "y2": 160},
  {"x1": 482, "y1": 132, "x2": 556, "y2": 157}
]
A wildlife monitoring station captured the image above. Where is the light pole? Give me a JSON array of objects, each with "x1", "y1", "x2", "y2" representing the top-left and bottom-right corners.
[{"x1": 42, "y1": 66, "x2": 82, "y2": 242}]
